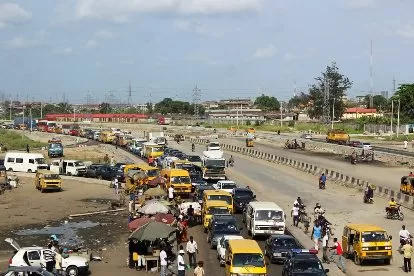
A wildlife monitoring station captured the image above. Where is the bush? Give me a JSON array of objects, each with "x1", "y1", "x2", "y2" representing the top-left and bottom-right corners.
[{"x1": 0, "y1": 130, "x2": 47, "y2": 151}]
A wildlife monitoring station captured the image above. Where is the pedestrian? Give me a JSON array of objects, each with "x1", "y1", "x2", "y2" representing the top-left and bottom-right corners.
[
  {"x1": 26, "y1": 144, "x2": 30, "y2": 153},
  {"x1": 160, "y1": 246, "x2": 168, "y2": 276},
  {"x1": 194, "y1": 261, "x2": 205, "y2": 276},
  {"x1": 54, "y1": 248, "x2": 63, "y2": 275},
  {"x1": 59, "y1": 159, "x2": 63, "y2": 174},
  {"x1": 177, "y1": 249, "x2": 186, "y2": 276},
  {"x1": 186, "y1": 236, "x2": 198, "y2": 268},
  {"x1": 291, "y1": 204, "x2": 300, "y2": 227},
  {"x1": 168, "y1": 185, "x2": 174, "y2": 201},
  {"x1": 44, "y1": 245, "x2": 56, "y2": 273},
  {"x1": 403, "y1": 240, "x2": 413, "y2": 272},
  {"x1": 311, "y1": 222, "x2": 322, "y2": 251},
  {"x1": 329, "y1": 238, "x2": 346, "y2": 273},
  {"x1": 113, "y1": 177, "x2": 119, "y2": 195},
  {"x1": 110, "y1": 156, "x2": 115, "y2": 166},
  {"x1": 322, "y1": 230, "x2": 330, "y2": 264},
  {"x1": 405, "y1": 140, "x2": 409, "y2": 150},
  {"x1": 187, "y1": 205, "x2": 195, "y2": 227}
]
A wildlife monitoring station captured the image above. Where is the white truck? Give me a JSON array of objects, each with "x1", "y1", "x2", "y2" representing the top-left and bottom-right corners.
[
  {"x1": 147, "y1": 132, "x2": 166, "y2": 146},
  {"x1": 213, "y1": 180, "x2": 238, "y2": 193},
  {"x1": 201, "y1": 150, "x2": 226, "y2": 180},
  {"x1": 50, "y1": 160, "x2": 87, "y2": 176}
]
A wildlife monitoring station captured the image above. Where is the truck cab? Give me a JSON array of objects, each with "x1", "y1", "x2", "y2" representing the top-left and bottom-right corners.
[
  {"x1": 50, "y1": 160, "x2": 87, "y2": 176},
  {"x1": 161, "y1": 168, "x2": 192, "y2": 196},
  {"x1": 47, "y1": 138, "x2": 63, "y2": 158},
  {"x1": 213, "y1": 180, "x2": 238, "y2": 193},
  {"x1": 201, "y1": 150, "x2": 226, "y2": 180}
]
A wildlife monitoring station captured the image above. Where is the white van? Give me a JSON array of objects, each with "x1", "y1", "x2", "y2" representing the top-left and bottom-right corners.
[
  {"x1": 244, "y1": 201, "x2": 286, "y2": 238},
  {"x1": 50, "y1": 160, "x2": 87, "y2": 176},
  {"x1": 4, "y1": 152, "x2": 48, "y2": 173}
]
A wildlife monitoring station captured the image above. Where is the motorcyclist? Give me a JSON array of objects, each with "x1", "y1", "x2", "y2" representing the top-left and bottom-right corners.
[
  {"x1": 319, "y1": 173, "x2": 327, "y2": 189},
  {"x1": 294, "y1": 197, "x2": 303, "y2": 206},
  {"x1": 399, "y1": 225, "x2": 412, "y2": 248},
  {"x1": 191, "y1": 143, "x2": 195, "y2": 152},
  {"x1": 229, "y1": 155, "x2": 234, "y2": 166},
  {"x1": 388, "y1": 197, "x2": 397, "y2": 215},
  {"x1": 314, "y1": 203, "x2": 324, "y2": 220},
  {"x1": 351, "y1": 150, "x2": 357, "y2": 164},
  {"x1": 364, "y1": 184, "x2": 374, "y2": 202}
]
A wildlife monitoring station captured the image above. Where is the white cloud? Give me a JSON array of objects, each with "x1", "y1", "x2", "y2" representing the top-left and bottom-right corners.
[
  {"x1": 5, "y1": 36, "x2": 34, "y2": 49},
  {"x1": 75, "y1": 0, "x2": 260, "y2": 22},
  {"x1": 85, "y1": 39, "x2": 97, "y2": 48},
  {"x1": 396, "y1": 25, "x2": 414, "y2": 39},
  {"x1": 0, "y1": 3, "x2": 31, "y2": 27},
  {"x1": 95, "y1": 30, "x2": 115, "y2": 39},
  {"x1": 52, "y1": 47, "x2": 73, "y2": 55},
  {"x1": 253, "y1": 44, "x2": 277, "y2": 59}
]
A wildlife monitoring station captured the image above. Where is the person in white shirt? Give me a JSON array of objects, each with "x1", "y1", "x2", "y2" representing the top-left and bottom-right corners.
[
  {"x1": 159, "y1": 247, "x2": 168, "y2": 276},
  {"x1": 168, "y1": 186, "x2": 174, "y2": 201},
  {"x1": 400, "y1": 225, "x2": 412, "y2": 248},
  {"x1": 293, "y1": 197, "x2": 302, "y2": 206},
  {"x1": 186, "y1": 236, "x2": 198, "y2": 268},
  {"x1": 177, "y1": 249, "x2": 186, "y2": 276},
  {"x1": 291, "y1": 204, "x2": 300, "y2": 227},
  {"x1": 113, "y1": 177, "x2": 119, "y2": 195}
]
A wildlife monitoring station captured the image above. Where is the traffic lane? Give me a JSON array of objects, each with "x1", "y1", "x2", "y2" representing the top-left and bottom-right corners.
[
  {"x1": 175, "y1": 142, "x2": 410, "y2": 276},
  {"x1": 218, "y1": 137, "x2": 406, "y2": 191},
  {"x1": 187, "y1": 213, "x2": 284, "y2": 276}
]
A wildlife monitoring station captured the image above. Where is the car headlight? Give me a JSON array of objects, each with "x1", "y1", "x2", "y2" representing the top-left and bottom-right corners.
[
  {"x1": 255, "y1": 226, "x2": 260, "y2": 230},
  {"x1": 362, "y1": 247, "x2": 369, "y2": 251},
  {"x1": 385, "y1": 246, "x2": 392, "y2": 250},
  {"x1": 85, "y1": 261, "x2": 89, "y2": 266}
]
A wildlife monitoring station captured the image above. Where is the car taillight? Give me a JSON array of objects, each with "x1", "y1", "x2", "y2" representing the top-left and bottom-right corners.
[{"x1": 9, "y1": 257, "x2": 12, "y2": 265}]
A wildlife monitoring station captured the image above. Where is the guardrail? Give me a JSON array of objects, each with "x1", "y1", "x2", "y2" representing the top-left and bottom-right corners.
[{"x1": 189, "y1": 137, "x2": 414, "y2": 210}]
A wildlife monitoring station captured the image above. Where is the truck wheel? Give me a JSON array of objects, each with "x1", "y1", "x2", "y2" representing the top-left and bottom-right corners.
[
  {"x1": 67, "y1": 172, "x2": 72, "y2": 176},
  {"x1": 66, "y1": 266, "x2": 79, "y2": 276},
  {"x1": 384, "y1": 258, "x2": 391, "y2": 265},
  {"x1": 8, "y1": 168, "x2": 13, "y2": 172}
]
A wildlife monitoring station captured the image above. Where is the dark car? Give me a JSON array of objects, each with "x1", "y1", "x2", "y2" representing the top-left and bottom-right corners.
[
  {"x1": 187, "y1": 155, "x2": 202, "y2": 163},
  {"x1": 265, "y1": 235, "x2": 302, "y2": 263},
  {"x1": 193, "y1": 185, "x2": 215, "y2": 204},
  {"x1": 282, "y1": 249, "x2": 329, "y2": 276},
  {"x1": 114, "y1": 162, "x2": 126, "y2": 182},
  {"x1": 232, "y1": 187, "x2": 256, "y2": 213},
  {"x1": 95, "y1": 165, "x2": 120, "y2": 181},
  {"x1": 348, "y1": 140, "x2": 362, "y2": 147},
  {"x1": 85, "y1": 164, "x2": 104, "y2": 178},
  {"x1": 208, "y1": 218, "x2": 240, "y2": 249}
]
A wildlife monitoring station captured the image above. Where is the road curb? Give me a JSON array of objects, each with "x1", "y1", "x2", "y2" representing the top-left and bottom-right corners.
[{"x1": 190, "y1": 138, "x2": 414, "y2": 211}]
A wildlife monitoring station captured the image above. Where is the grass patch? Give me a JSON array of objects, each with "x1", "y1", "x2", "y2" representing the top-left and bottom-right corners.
[{"x1": 0, "y1": 129, "x2": 47, "y2": 150}]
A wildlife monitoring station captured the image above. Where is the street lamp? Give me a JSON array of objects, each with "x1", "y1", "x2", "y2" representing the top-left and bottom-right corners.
[{"x1": 331, "y1": 98, "x2": 335, "y2": 130}]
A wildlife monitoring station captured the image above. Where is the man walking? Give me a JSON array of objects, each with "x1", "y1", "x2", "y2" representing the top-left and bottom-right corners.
[
  {"x1": 329, "y1": 238, "x2": 346, "y2": 273},
  {"x1": 159, "y1": 246, "x2": 168, "y2": 276},
  {"x1": 186, "y1": 236, "x2": 198, "y2": 268},
  {"x1": 311, "y1": 222, "x2": 322, "y2": 251},
  {"x1": 322, "y1": 229, "x2": 330, "y2": 263},
  {"x1": 403, "y1": 240, "x2": 413, "y2": 272},
  {"x1": 177, "y1": 249, "x2": 186, "y2": 276},
  {"x1": 26, "y1": 144, "x2": 30, "y2": 153},
  {"x1": 291, "y1": 203, "x2": 300, "y2": 227},
  {"x1": 168, "y1": 185, "x2": 174, "y2": 202}
]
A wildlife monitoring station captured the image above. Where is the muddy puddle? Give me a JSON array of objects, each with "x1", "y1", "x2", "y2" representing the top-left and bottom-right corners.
[{"x1": 1, "y1": 211, "x2": 128, "y2": 251}]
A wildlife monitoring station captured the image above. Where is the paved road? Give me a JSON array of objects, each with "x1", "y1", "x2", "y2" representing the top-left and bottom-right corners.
[
  {"x1": 171, "y1": 140, "x2": 412, "y2": 276},
  {"x1": 217, "y1": 137, "x2": 408, "y2": 191}
]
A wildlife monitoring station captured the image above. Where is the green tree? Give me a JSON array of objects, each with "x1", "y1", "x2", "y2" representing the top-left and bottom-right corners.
[
  {"x1": 288, "y1": 92, "x2": 311, "y2": 109},
  {"x1": 99, "y1": 102, "x2": 112, "y2": 114},
  {"x1": 254, "y1": 94, "x2": 280, "y2": 111},
  {"x1": 308, "y1": 62, "x2": 352, "y2": 120},
  {"x1": 392, "y1": 84, "x2": 414, "y2": 118},
  {"x1": 364, "y1": 94, "x2": 388, "y2": 110}
]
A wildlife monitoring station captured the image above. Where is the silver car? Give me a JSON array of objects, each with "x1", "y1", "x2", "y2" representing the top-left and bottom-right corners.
[{"x1": 300, "y1": 133, "x2": 312, "y2": 140}]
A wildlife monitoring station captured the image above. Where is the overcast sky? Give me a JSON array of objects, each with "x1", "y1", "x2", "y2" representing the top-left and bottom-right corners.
[{"x1": 0, "y1": 0, "x2": 413, "y2": 104}]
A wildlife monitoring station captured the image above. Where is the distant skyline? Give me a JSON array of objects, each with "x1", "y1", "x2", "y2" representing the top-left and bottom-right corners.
[{"x1": 1, "y1": 0, "x2": 414, "y2": 104}]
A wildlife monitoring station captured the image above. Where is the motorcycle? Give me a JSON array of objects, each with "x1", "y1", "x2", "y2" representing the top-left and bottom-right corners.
[
  {"x1": 351, "y1": 157, "x2": 357, "y2": 165},
  {"x1": 385, "y1": 206, "x2": 404, "y2": 220},
  {"x1": 400, "y1": 237, "x2": 412, "y2": 252},
  {"x1": 228, "y1": 160, "x2": 234, "y2": 167},
  {"x1": 191, "y1": 145, "x2": 195, "y2": 152},
  {"x1": 363, "y1": 190, "x2": 374, "y2": 204},
  {"x1": 299, "y1": 205, "x2": 311, "y2": 232},
  {"x1": 319, "y1": 181, "x2": 326, "y2": 189}
]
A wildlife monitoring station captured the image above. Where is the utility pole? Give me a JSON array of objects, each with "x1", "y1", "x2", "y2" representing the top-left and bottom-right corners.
[
  {"x1": 9, "y1": 95, "x2": 12, "y2": 121},
  {"x1": 393, "y1": 77, "x2": 396, "y2": 95},
  {"x1": 40, "y1": 102, "x2": 43, "y2": 119},
  {"x1": 192, "y1": 85, "x2": 201, "y2": 119},
  {"x1": 331, "y1": 98, "x2": 335, "y2": 130},
  {"x1": 127, "y1": 82, "x2": 133, "y2": 107},
  {"x1": 322, "y1": 78, "x2": 330, "y2": 123},
  {"x1": 397, "y1": 98, "x2": 400, "y2": 137},
  {"x1": 280, "y1": 102, "x2": 283, "y2": 127},
  {"x1": 391, "y1": 100, "x2": 394, "y2": 134},
  {"x1": 29, "y1": 106, "x2": 32, "y2": 132},
  {"x1": 293, "y1": 80, "x2": 297, "y2": 97}
]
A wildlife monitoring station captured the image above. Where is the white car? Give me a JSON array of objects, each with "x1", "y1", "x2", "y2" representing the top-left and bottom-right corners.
[
  {"x1": 207, "y1": 142, "x2": 221, "y2": 151},
  {"x1": 300, "y1": 133, "x2": 312, "y2": 140},
  {"x1": 360, "y1": 142, "x2": 372, "y2": 150},
  {"x1": 216, "y1": 235, "x2": 244, "y2": 265},
  {"x1": 5, "y1": 238, "x2": 89, "y2": 276},
  {"x1": 213, "y1": 180, "x2": 238, "y2": 193}
]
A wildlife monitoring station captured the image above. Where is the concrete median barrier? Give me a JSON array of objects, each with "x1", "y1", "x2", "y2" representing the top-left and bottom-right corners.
[{"x1": 189, "y1": 138, "x2": 413, "y2": 211}]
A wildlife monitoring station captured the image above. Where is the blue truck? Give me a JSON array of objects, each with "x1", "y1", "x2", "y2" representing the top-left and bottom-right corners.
[
  {"x1": 13, "y1": 117, "x2": 37, "y2": 130},
  {"x1": 48, "y1": 138, "x2": 64, "y2": 158}
]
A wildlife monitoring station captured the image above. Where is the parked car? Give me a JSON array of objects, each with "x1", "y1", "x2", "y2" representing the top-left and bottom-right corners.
[
  {"x1": 95, "y1": 165, "x2": 121, "y2": 181},
  {"x1": 208, "y1": 217, "x2": 240, "y2": 249},
  {"x1": 300, "y1": 133, "x2": 312, "y2": 140},
  {"x1": 5, "y1": 238, "x2": 89, "y2": 276},
  {"x1": 187, "y1": 155, "x2": 202, "y2": 167},
  {"x1": 1, "y1": 266, "x2": 55, "y2": 276},
  {"x1": 265, "y1": 234, "x2": 302, "y2": 263},
  {"x1": 85, "y1": 164, "x2": 104, "y2": 178},
  {"x1": 348, "y1": 140, "x2": 362, "y2": 147}
]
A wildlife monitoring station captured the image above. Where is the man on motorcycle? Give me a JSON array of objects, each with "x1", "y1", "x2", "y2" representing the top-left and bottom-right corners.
[
  {"x1": 388, "y1": 197, "x2": 398, "y2": 216},
  {"x1": 191, "y1": 143, "x2": 195, "y2": 152},
  {"x1": 294, "y1": 197, "x2": 303, "y2": 206},
  {"x1": 229, "y1": 155, "x2": 234, "y2": 167},
  {"x1": 319, "y1": 173, "x2": 327, "y2": 189},
  {"x1": 314, "y1": 203, "x2": 324, "y2": 220},
  {"x1": 400, "y1": 225, "x2": 412, "y2": 249},
  {"x1": 364, "y1": 184, "x2": 374, "y2": 202}
]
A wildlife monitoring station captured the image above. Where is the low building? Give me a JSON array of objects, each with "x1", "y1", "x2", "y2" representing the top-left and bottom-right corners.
[
  {"x1": 342, "y1": 108, "x2": 382, "y2": 119},
  {"x1": 44, "y1": 113, "x2": 150, "y2": 123},
  {"x1": 218, "y1": 98, "x2": 253, "y2": 109},
  {"x1": 205, "y1": 108, "x2": 264, "y2": 123}
]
